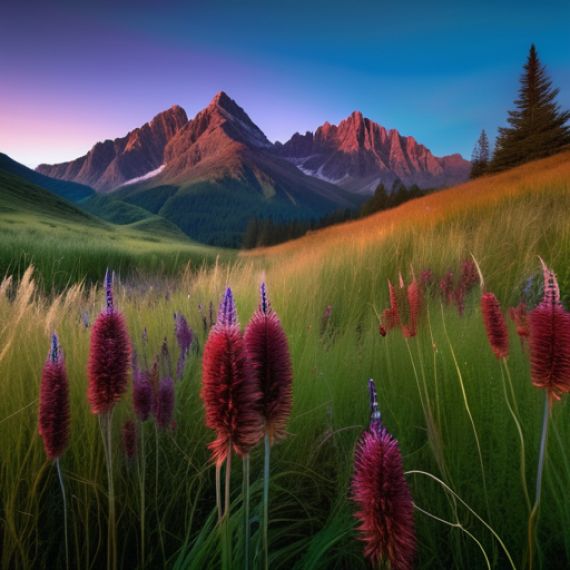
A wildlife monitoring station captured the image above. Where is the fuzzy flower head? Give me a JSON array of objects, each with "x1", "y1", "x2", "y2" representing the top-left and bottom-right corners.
[
  {"x1": 132, "y1": 365, "x2": 153, "y2": 422},
  {"x1": 39, "y1": 334, "x2": 70, "y2": 460},
  {"x1": 244, "y1": 283, "x2": 293, "y2": 444},
  {"x1": 528, "y1": 261, "x2": 570, "y2": 404},
  {"x1": 87, "y1": 271, "x2": 131, "y2": 415},
  {"x1": 481, "y1": 292, "x2": 509, "y2": 359},
  {"x1": 201, "y1": 288, "x2": 263, "y2": 464},
  {"x1": 352, "y1": 379, "x2": 416, "y2": 570},
  {"x1": 174, "y1": 312, "x2": 193, "y2": 379},
  {"x1": 217, "y1": 288, "x2": 237, "y2": 327},
  {"x1": 155, "y1": 376, "x2": 175, "y2": 429},
  {"x1": 380, "y1": 276, "x2": 422, "y2": 337}
]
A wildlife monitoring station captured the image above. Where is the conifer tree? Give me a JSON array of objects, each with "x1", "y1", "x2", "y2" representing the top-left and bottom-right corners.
[
  {"x1": 492, "y1": 44, "x2": 570, "y2": 171},
  {"x1": 470, "y1": 129, "x2": 490, "y2": 178}
]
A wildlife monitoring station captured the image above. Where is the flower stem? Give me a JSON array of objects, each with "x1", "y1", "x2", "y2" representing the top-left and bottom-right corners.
[
  {"x1": 243, "y1": 454, "x2": 251, "y2": 570},
  {"x1": 216, "y1": 461, "x2": 223, "y2": 522},
  {"x1": 528, "y1": 392, "x2": 550, "y2": 570},
  {"x1": 55, "y1": 458, "x2": 69, "y2": 570},
  {"x1": 139, "y1": 423, "x2": 146, "y2": 567},
  {"x1": 221, "y1": 442, "x2": 233, "y2": 570},
  {"x1": 500, "y1": 359, "x2": 531, "y2": 512},
  {"x1": 155, "y1": 423, "x2": 166, "y2": 564},
  {"x1": 100, "y1": 411, "x2": 117, "y2": 570},
  {"x1": 262, "y1": 433, "x2": 271, "y2": 570}
]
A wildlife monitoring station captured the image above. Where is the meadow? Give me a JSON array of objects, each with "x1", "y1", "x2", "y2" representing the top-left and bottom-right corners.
[{"x1": 1, "y1": 152, "x2": 570, "y2": 569}]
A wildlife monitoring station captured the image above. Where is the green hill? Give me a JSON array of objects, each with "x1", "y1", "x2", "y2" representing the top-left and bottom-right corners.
[
  {"x1": 0, "y1": 152, "x2": 95, "y2": 202},
  {"x1": 0, "y1": 167, "x2": 228, "y2": 287}
]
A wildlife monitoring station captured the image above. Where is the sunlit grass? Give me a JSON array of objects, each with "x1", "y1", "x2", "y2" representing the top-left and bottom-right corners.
[{"x1": 1, "y1": 152, "x2": 570, "y2": 568}]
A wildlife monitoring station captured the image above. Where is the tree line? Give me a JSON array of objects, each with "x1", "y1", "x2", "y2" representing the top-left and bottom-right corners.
[
  {"x1": 470, "y1": 44, "x2": 570, "y2": 178},
  {"x1": 242, "y1": 181, "x2": 427, "y2": 248}
]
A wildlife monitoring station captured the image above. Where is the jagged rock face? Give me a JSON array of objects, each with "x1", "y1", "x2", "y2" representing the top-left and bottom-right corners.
[
  {"x1": 36, "y1": 105, "x2": 188, "y2": 192},
  {"x1": 161, "y1": 91, "x2": 272, "y2": 183},
  {"x1": 276, "y1": 111, "x2": 470, "y2": 193}
]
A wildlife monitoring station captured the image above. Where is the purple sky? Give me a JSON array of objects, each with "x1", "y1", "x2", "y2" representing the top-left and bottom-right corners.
[{"x1": 1, "y1": 0, "x2": 569, "y2": 167}]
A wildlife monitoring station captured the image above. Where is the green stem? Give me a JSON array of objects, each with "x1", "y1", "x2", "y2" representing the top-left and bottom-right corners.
[
  {"x1": 100, "y1": 411, "x2": 117, "y2": 570},
  {"x1": 216, "y1": 461, "x2": 223, "y2": 522},
  {"x1": 263, "y1": 433, "x2": 271, "y2": 570},
  {"x1": 139, "y1": 423, "x2": 146, "y2": 567},
  {"x1": 155, "y1": 423, "x2": 166, "y2": 564},
  {"x1": 55, "y1": 458, "x2": 69, "y2": 570},
  {"x1": 221, "y1": 442, "x2": 233, "y2": 570},
  {"x1": 441, "y1": 307, "x2": 491, "y2": 522},
  {"x1": 528, "y1": 392, "x2": 550, "y2": 570},
  {"x1": 243, "y1": 454, "x2": 251, "y2": 570},
  {"x1": 500, "y1": 359, "x2": 531, "y2": 511}
]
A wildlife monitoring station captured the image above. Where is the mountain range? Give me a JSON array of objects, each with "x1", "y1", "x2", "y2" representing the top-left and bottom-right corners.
[
  {"x1": 37, "y1": 92, "x2": 469, "y2": 195},
  {"x1": 8, "y1": 92, "x2": 470, "y2": 246}
]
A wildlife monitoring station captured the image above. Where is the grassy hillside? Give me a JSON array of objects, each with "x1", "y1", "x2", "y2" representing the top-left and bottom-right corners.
[
  {"x1": 1, "y1": 152, "x2": 570, "y2": 569},
  {"x1": 0, "y1": 152, "x2": 95, "y2": 202},
  {"x1": 247, "y1": 150, "x2": 570, "y2": 302},
  {"x1": 115, "y1": 162, "x2": 363, "y2": 247},
  {"x1": 0, "y1": 168, "x2": 228, "y2": 287}
]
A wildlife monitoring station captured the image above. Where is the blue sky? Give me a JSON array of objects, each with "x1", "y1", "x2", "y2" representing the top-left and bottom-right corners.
[{"x1": 1, "y1": 0, "x2": 569, "y2": 166}]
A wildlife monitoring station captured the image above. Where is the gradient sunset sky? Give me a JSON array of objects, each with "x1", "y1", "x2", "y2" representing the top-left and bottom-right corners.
[{"x1": 1, "y1": 0, "x2": 569, "y2": 167}]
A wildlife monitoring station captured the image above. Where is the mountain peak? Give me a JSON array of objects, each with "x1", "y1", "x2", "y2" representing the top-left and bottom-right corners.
[
  {"x1": 37, "y1": 104, "x2": 188, "y2": 191},
  {"x1": 210, "y1": 90, "x2": 232, "y2": 107},
  {"x1": 277, "y1": 113, "x2": 470, "y2": 192}
]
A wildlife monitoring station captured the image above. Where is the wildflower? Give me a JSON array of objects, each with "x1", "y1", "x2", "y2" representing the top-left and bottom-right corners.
[
  {"x1": 244, "y1": 283, "x2": 293, "y2": 443},
  {"x1": 201, "y1": 288, "x2": 263, "y2": 464},
  {"x1": 39, "y1": 334, "x2": 70, "y2": 460},
  {"x1": 174, "y1": 312, "x2": 193, "y2": 379},
  {"x1": 403, "y1": 280, "x2": 422, "y2": 338},
  {"x1": 481, "y1": 292, "x2": 509, "y2": 359},
  {"x1": 439, "y1": 271, "x2": 454, "y2": 305},
  {"x1": 528, "y1": 262, "x2": 570, "y2": 403},
  {"x1": 132, "y1": 366, "x2": 153, "y2": 422},
  {"x1": 509, "y1": 302, "x2": 530, "y2": 342},
  {"x1": 352, "y1": 379, "x2": 416, "y2": 569},
  {"x1": 155, "y1": 376, "x2": 175, "y2": 429},
  {"x1": 87, "y1": 271, "x2": 131, "y2": 415}
]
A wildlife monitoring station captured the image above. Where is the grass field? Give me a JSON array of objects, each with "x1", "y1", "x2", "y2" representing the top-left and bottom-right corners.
[
  {"x1": 0, "y1": 168, "x2": 229, "y2": 289},
  {"x1": 1, "y1": 152, "x2": 570, "y2": 569}
]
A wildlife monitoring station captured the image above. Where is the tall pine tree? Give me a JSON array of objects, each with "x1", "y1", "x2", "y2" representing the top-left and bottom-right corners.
[
  {"x1": 470, "y1": 129, "x2": 490, "y2": 178},
  {"x1": 491, "y1": 44, "x2": 570, "y2": 171}
]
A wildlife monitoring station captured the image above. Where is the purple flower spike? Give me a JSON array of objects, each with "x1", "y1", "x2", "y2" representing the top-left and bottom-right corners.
[
  {"x1": 105, "y1": 269, "x2": 114, "y2": 312},
  {"x1": 217, "y1": 288, "x2": 238, "y2": 327},
  {"x1": 133, "y1": 368, "x2": 153, "y2": 422},
  {"x1": 155, "y1": 376, "x2": 175, "y2": 429},
  {"x1": 260, "y1": 282, "x2": 270, "y2": 314},
  {"x1": 50, "y1": 333, "x2": 60, "y2": 363},
  {"x1": 368, "y1": 379, "x2": 382, "y2": 433},
  {"x1": 174, "y1": 312, "x2": 193, "y2": 379}
]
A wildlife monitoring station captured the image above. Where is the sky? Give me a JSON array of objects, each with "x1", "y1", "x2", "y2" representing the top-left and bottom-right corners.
[{"x1": 1, "y1": 0, "x2": 569, "y2": 167}]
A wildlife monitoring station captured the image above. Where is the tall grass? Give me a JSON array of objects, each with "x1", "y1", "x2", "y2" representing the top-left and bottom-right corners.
[{"x1": 1, "y1": 153, "x2": 570, "y2": 568}]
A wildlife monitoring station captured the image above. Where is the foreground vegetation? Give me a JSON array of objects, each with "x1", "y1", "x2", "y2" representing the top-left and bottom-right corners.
[{"x1": 1, "y1": 152, "x2": 570, "y2": 568}]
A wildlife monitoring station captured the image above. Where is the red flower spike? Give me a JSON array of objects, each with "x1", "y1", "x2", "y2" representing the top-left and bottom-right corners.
[
  {"x1": 244, "y1": 283, "x2": 293, "y2": 444},
  {"x1": 387, "y1": 280, "x2": 401, "y2": 327},
  {"x1": 352, "y1": 426, "x2": 416, "y2": 570},
  {"x1": 529, "y1": 264, "x2": 570, "y2": 402},
  {"x1": 403, "y1": 280, "x2": 422, "y2": 338},
  {"x1": 87, "y1": 273, "x2": 131, "y2": 415},
  {"x1": 509, "y1": 302, "x2": 530, "y2": 340},
  {"x1": 481, "y1": 292, "x2": 509, "y2": 359},
  {"x1": 39, "y1": 334, "x2": 70, "y2": 460},
  {"x1": 201, "y1": 288, "x2": 263, "y2": 465}
]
